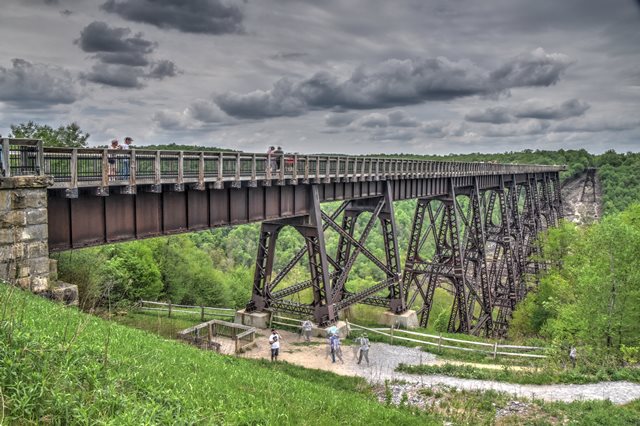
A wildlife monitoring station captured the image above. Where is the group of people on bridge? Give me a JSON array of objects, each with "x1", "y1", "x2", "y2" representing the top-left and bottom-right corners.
[{"x1": 268, "y1": 321, "x2": 371, "y2": 365}]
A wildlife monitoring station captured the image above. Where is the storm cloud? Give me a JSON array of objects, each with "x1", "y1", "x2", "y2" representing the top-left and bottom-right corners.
[
  {"x1": 465, "y1": 107, "x2": 513, "y2": 124},
  {"x1": 77, "y1": 21, "x2": 178, "y2": 88},
  {"x1": 514, "y1": 98, "x2": 590, "y2": 120},
  {"x1": 0, "y1": 58, "x2": 78, "y2": 108},
  {"x1": 77, "y1": 21, "x2": 156, "y2": 67},
  {"x1": 101, "y1": 0, "x2": 244, "y2": 35},
  {"x1": 216, "y1": 48, "x2": 572, "y2": 119}
]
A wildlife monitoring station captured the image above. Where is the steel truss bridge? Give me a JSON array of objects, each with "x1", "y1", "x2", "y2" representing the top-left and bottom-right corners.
[{"x1": 2, "y1": 139, "x2": 565, "y2": 336}]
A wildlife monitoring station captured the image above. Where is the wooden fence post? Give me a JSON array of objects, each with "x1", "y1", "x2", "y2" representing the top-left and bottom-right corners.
[
  {"x1": 493, "y1": 342, "x2": 498, "y2": 359},
  {"x1": 201, "y1": 305, "x2": 205, "y2": 321},
  {"x1": 438, "y1": 333, "x2": 442, "y2": 352},
  {"x1": 168, "y1": 300, "x2": 172, "y2": 318},
  {"x1": 390, "y1": 325, "x2": 394, "y2": 344}
]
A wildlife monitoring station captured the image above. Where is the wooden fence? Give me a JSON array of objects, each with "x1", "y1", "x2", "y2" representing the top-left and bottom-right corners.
[
  {"x1": 137, "y1": 300, "x2": 235, "y2": 321},
  {"x1": 348, "y1": 322, "x2": 547, "y2": 359},
  {"x1": 177, "y1": 319, "x2": 257, "y2": 353}
]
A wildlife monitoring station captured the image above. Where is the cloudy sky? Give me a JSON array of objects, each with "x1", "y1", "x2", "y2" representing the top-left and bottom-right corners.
[{"x1": 1, "y1": 0, "x2": 639, "y2": 155}]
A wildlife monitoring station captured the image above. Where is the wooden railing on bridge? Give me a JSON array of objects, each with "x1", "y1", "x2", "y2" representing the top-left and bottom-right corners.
[{"x1": 1, "y1": 139, "x2": 566, "y2": 194}]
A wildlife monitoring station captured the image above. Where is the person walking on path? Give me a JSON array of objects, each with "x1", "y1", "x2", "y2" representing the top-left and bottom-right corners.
[
  {"x1": 569, "y1": 346, "x2": 577, "y2": 368},
  {"x1": 357, "y1": 333, "x2": 370, "y2": 365},
  {"x1": 328, "y1": 333, "x2": 344, "y2": 364},
  {"x1": 301, "y1": 320, "x2": 313, "y2": 342},
  {"x1": 269, "y1": 329, "x2": 282, "y2": 361}
]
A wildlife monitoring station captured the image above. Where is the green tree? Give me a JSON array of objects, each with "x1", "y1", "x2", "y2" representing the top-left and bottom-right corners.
[{"x1": 10, "y1": 121, "x2": 90, "y2": 148}]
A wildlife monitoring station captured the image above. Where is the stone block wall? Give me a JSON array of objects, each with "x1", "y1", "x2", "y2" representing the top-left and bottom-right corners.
[{"x1": 0, "y1": 176, "x2": 54, "y2": 293}]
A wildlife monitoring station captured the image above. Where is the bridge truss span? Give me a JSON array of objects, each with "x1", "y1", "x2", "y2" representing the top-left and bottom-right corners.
[{"x1": 1, "y1": 139, "x2": 565, "y2": 335}]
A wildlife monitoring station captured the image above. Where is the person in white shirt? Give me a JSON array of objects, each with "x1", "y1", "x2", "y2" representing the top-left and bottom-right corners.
[
  {"x1": 301, "y1": 320, "x2": 313, "y2": 342},
  {"x1": 121, "y1": 136, "x2": 133, "y2": 177},
  {"x1": 268, "y1": 329, "x2": 282, "y2": 361},
  {"x1": 357, "y1": 333, "x2": 370, "y2": 365}
]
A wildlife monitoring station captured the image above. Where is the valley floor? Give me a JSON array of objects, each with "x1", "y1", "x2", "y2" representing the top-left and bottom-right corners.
[{"x1": 240, "y1": 329, "x2": 640, "y2": 404}]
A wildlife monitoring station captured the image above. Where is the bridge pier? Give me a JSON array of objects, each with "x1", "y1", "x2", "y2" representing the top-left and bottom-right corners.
[{"x1": 0, "y1": 176, "x2": 53, "y2": 292}]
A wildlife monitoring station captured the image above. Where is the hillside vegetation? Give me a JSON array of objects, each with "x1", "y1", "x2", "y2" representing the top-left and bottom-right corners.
[{"x1": 0, "y1": 284, "x2": 434, "y2": 424}]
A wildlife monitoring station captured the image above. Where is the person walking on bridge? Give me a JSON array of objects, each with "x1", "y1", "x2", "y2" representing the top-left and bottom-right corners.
[{"x1": 269, "y1": 329, "x2": 282, "y2": 361}]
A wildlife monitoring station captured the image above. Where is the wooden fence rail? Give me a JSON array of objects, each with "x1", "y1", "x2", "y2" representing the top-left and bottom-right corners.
[
  {"x1": 348, "y1": 322, "x2": 548, "y2": 359},
  {"x1": 137, "y1": 300, "x2": 235, "y2": 321}
]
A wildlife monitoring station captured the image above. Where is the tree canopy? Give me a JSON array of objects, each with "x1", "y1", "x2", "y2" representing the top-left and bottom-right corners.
[{"x1": 9, "y1": 121, "x2": 90, "y2": 148}]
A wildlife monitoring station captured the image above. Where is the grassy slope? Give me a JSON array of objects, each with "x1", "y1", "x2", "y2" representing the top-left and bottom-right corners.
[{"x1": 0, "y1": 285, "x2": 434, "y2": 425}]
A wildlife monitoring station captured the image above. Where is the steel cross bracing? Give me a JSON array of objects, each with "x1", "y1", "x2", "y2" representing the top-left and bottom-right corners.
[
  {"x1": 400, "y1": 174, "x2": 563, "y2": 337},
  {"x1": 246, "y1": 181, "x2": 404, "y2": 325}
]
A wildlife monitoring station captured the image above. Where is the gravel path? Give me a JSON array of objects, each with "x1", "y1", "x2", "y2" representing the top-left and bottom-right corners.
[{"x1": 240, "y1": 332, "x2": 640, "y2": 405}]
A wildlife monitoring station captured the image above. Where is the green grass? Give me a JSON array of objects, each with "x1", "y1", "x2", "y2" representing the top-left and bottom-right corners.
[
  {"x1": 0, "y1": 284, "x2": 436, "y2": 425},
  {"x1": 396, "y1": 362, "x2": 640, "y2": 385},
  {"x1": 409, "y1": 386, "x2": 640, "y2": 425}
]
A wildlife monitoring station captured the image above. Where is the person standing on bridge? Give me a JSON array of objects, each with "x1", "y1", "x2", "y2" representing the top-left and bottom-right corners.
[
  {"x1": 269, "y1": 328, "x2": 282, "y2": 361},
  {"x1": 301, "y1": 319, "x2": 313, "y2": 342},
  {"x1": 273, "y1": 146, "x2": 284, "y2": 173},
  {"x1": 122, "y1": 136, "x2": 133, "y2": 177}
]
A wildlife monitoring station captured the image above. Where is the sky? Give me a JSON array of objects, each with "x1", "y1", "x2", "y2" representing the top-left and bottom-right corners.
[{"x1": 1, "y1": 0, "x2": 639, "y2": 155}]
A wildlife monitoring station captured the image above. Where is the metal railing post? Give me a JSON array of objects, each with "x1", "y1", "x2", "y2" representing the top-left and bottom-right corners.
[
  {"x1": 129, "y1": 149, "x2": 137, "y2": 186},
  {"x1": 2, "y1": 139, "x2": 11, "y2": 177},
  {"x1": 101, "y1": 149, "x2": 109, "y2": 187},
  {"x1": 70, "y1": 148, "x2": 78, "y2": 191}
]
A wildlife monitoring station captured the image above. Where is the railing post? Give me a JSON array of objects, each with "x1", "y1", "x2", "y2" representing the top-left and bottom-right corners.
[
  {"x1": 292, "y1": 154, "x2": 298, "y2": 181},
  {"x1": 201, "y1": 305, "x2": 205, "y2": 321},
  {"x1": 1, "y1": 139, "x2": 9, "y2": 177},
  {"x1": 236, "y1": 152, "x2": 241, "y2": 183},
  {"x1": 177, "y1": 151, "x2": 184, "y2": 186},
  {"x1": 304, "y1": 156, "x2": 309, "y2": 182},
  {"x1": 129, "y1": 149, "x2": 137, "y2": 186},
  {"x1": 70, "y1": 148, "x2": 78, "y2": 192},
  {"x1": 493, "y1": 342, "x2": 498, "y2": 359},
  {"x1": 315, "y1": 156, "x2": 320, "y2": 181},
  {"x1": 217, "y1": 152, "x2": 224, "y2": 186},
  {"x1": 101, "y1": 149, "x2": 109, "y2": 187},
  {"x1": 155, "y1": 151, "x2": 161, "y2": 186},
  {"x1": 251, "y1": 154, "x2": 257, "y2": 183},
  {"x1": 266, "y1": 154, "x2": 272, "y2": 181},
  {"x1": 168, "y1": 300, "x2": 172, "y2": 318},
  {"x1": 279, "y1": 154, "x2": 284, "y2": 182},
  {"x1": 36, "y1": 140, "x2": 44, "y2": 175},
  {"x1": 199, "y1": 152, "x2": 205, "y2": 188}
]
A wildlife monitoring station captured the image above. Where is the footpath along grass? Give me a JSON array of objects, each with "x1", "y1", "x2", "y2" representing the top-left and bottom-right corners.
[
  {"x1": 0, "y1": 284, "x2": 437, "y2": 425},
  {"x1": 396, "y1": 362, "x2": 640, "y2": 385}
]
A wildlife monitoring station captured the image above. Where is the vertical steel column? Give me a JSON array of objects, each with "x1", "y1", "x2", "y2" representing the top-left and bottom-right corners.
[
  {"x1": 248, "y1": 224, "x2": 280, "y2": 311},
  {"x1": 380, "y1": 181, "x2": 404, "y2": 312}
]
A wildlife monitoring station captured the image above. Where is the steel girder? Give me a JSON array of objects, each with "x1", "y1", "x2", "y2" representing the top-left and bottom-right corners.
[
  {"x1": 401, "y1": 173, "x2": 562, "y2": 337},
  {"x1": 247, "y1": 182, "x2": 403, "y2": 325}
]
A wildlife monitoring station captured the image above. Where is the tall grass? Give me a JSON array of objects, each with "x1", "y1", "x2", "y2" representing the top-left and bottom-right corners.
[{"x1": 0, "y1": 283, "x2": 436, "y2": 424}]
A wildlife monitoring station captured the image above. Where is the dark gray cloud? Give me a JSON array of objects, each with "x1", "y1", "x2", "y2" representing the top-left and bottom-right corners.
[
  {"x1": 147, "y1": 60, "x2": 178, "y2": 79},
  {"x1": 465, "y1": 107, "x2": 513, "y2": 124},
  {"x1": 188, "y1": 99, "x2": 226, "y2": 123},
  {"x1": 216, "y1": 48, "x2": 572, "y2": 119},
  {"x1": 553, "y1": 117, "x2": 639, "y2": 133},
  {"x1": 82, "y1": 63, "x2": 144, "y2": 88},
  {"x1": 101, "y1": 0, "x2": 244, "y2": 35},
  {"x1": 77, "y1": 22, "x2": 179, "y2": 88},
  {"x1": 270, "y1": 52, "x2": 308, "y2": 61},
  {"x1": 77, "y1": 21, "x2": 156, "y2": 67},
  {"x1": 325, "y1": 112, "x2": 357, "y2": 127},
  {"x1": 489, "y1": 48, "x2": 572, "y2": 88},
  {"x1": 514, "y1": 98, "x2": 590, "y2": 120},
  {"x1": 466, "y1": 99, "x2": 589, "y2": 124},
  {"x1": 0, "y1": 58, "x2": 78, "y2": 108}
]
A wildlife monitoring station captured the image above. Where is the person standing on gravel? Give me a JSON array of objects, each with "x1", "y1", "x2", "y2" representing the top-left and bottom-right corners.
[
  {"x1": 357, "y1": 333, "x2": 370, "y2": 365},
  {"x1": 329, "y1": 333, "x2": 344, "y2": 364},
  {"x1": 301, "y1": 320, "x2": 313, "y2": 342},
  {"x1": 569, "y1": 346, "x2": 577, "y2": 368},
  {"x1": 269, "y1": 329, "x2": 282, "y2": 361}
]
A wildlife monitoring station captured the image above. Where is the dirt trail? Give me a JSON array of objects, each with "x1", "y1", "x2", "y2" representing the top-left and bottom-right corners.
[
  {"x1": 561, "y1": 172, "x2": 602, "y2": 224},
  {"x1": 237, "y1": 330, "x2": 640, "y2": 404}
]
